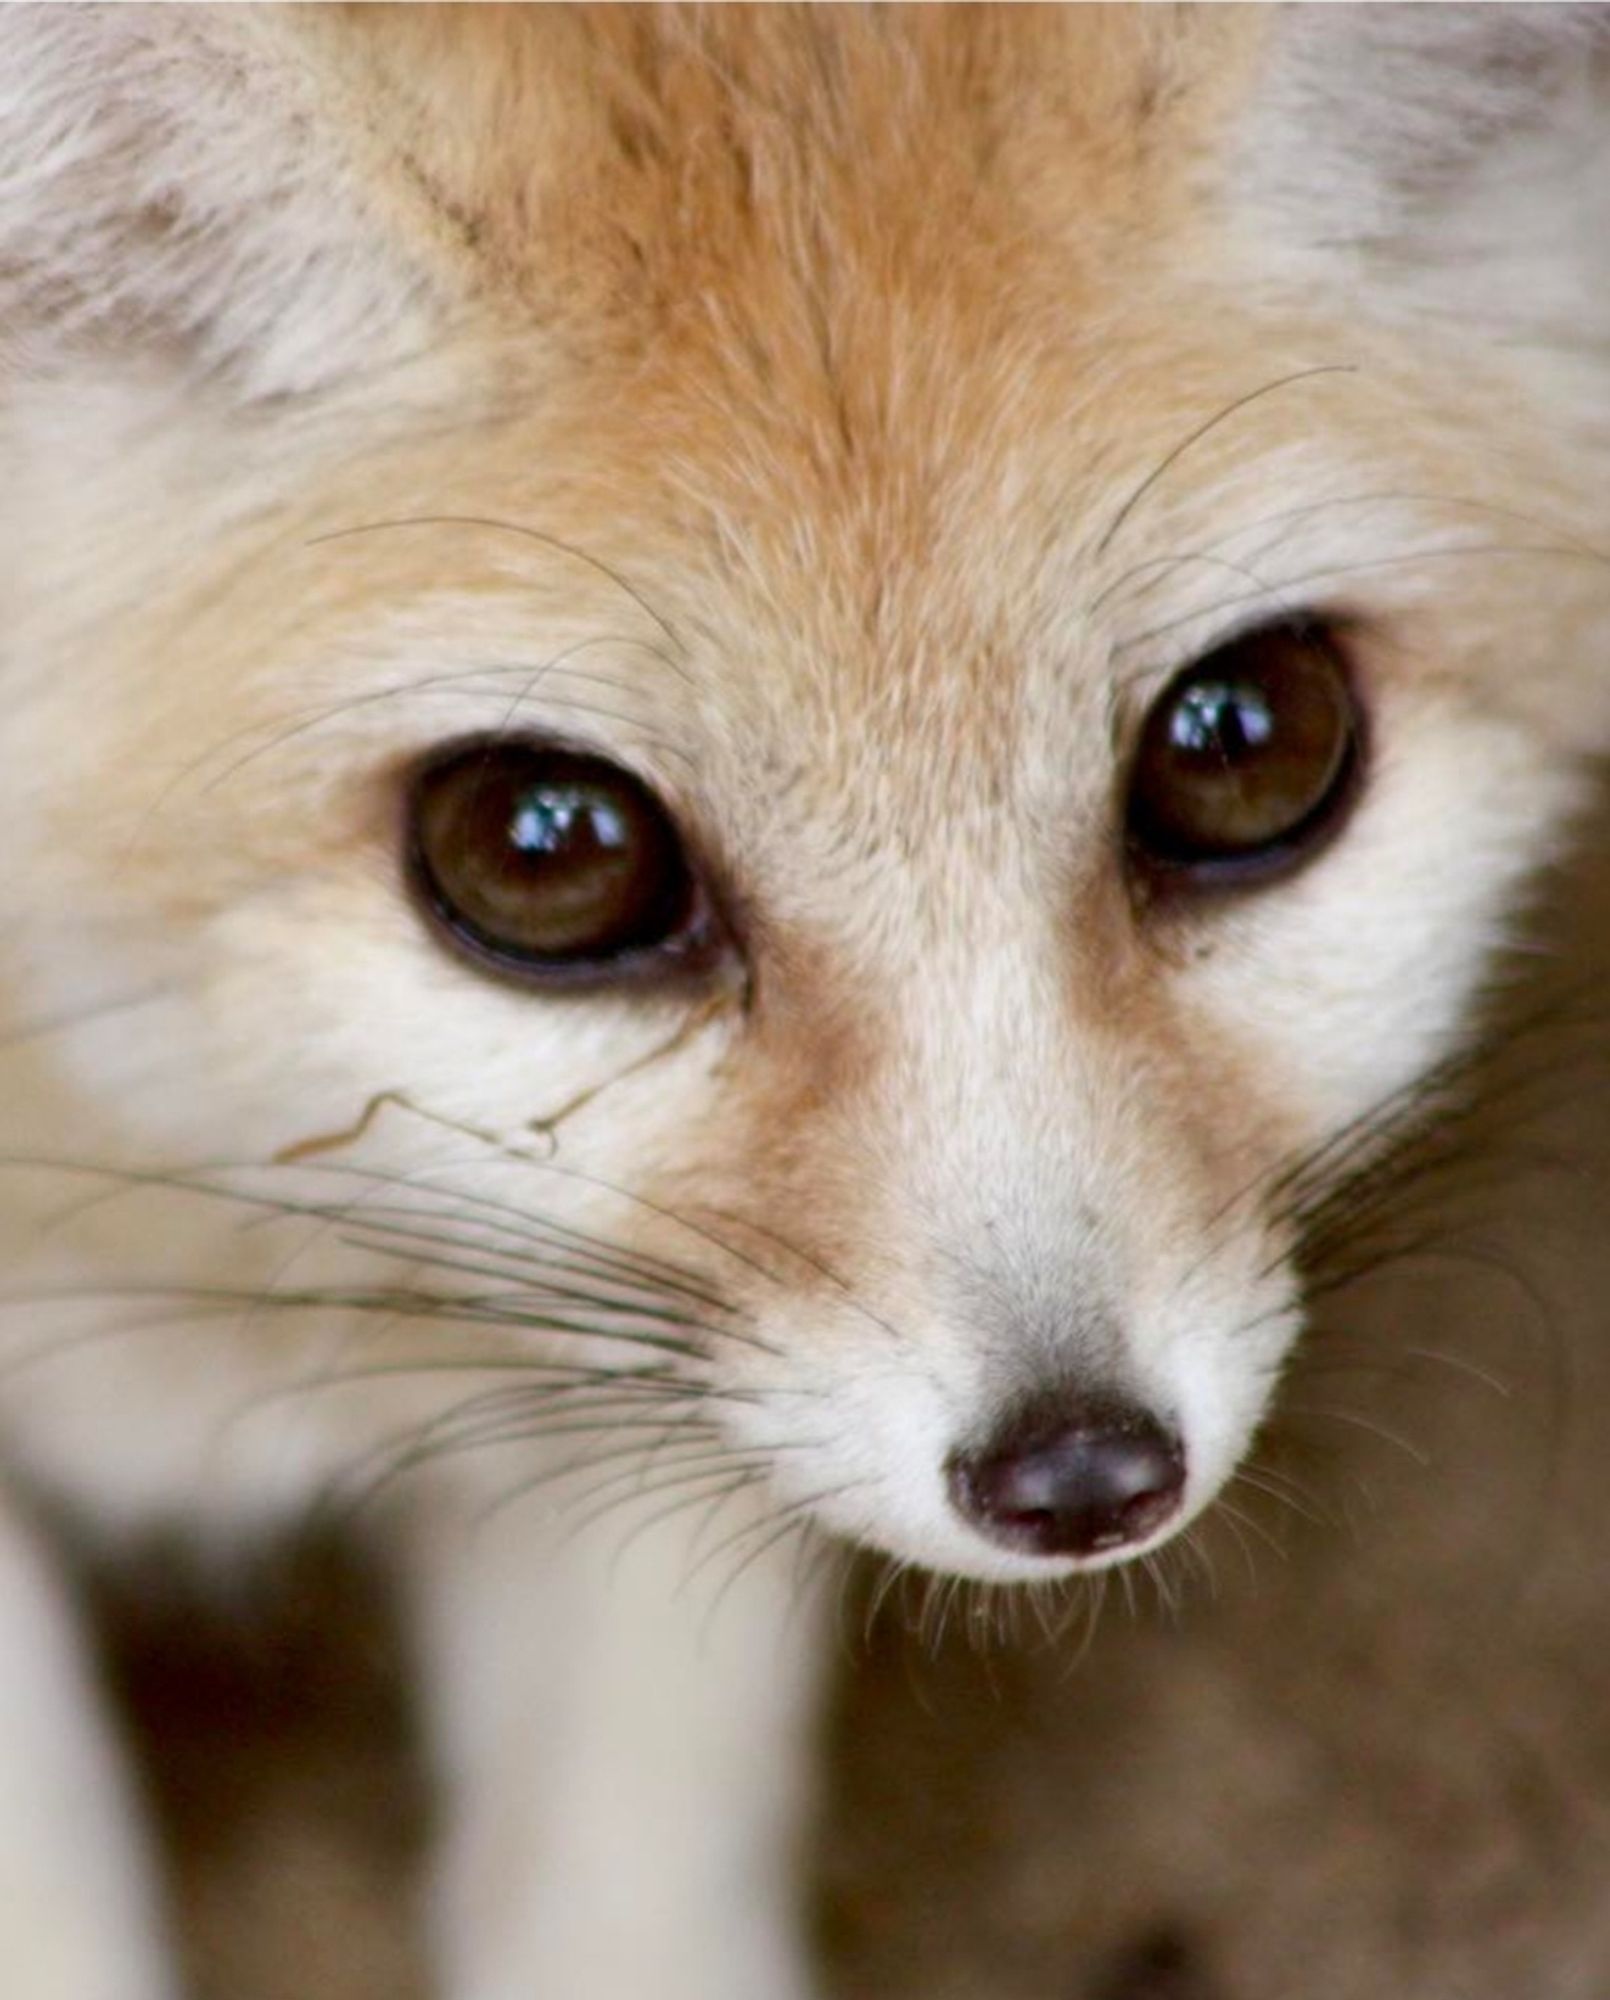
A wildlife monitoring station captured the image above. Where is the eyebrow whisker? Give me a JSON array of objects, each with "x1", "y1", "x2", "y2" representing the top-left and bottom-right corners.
[
  {"x1": 306, "y1": 514, "x2": 689, "y2": 659},
  {"x1": 1093, "y1": 365, "x2": 1360, "y2": 560}
]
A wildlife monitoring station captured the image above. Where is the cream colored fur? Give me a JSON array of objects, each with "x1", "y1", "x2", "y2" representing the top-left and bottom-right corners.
[{"x1": 0, "y1": 7, "x2": 1607, "y2": 1996}]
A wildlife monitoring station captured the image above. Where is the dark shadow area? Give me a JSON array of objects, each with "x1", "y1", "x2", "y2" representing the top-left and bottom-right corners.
[{"x1": 88, "y1": 1534, "x2": 429, "y2": 2000}]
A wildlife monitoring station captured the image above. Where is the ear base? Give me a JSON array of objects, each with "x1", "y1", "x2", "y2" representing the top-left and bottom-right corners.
[
  {"x1": 1243, "y1": 5, "x2": 1610, "y2": 236},
  {"x1": 0, "y1": 6, "x2": 446, "y2": 398},
  {"x1": 1233, "y1": 5, "x2": 1610, "y2": 357}
]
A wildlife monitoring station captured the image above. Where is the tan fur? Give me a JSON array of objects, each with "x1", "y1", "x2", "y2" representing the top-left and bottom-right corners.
[{"x1": 1, "y1": 8, "x2": 1608, "y2": 1998}]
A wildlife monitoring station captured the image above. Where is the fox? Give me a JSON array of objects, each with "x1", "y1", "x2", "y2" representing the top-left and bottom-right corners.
[{"x1": 1, "y1": 5, "x2": 1609, "y2": 1997}]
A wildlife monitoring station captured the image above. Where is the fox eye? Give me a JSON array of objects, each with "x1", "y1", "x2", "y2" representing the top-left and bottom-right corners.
[
  {"x1": 408, "y1": 741, "x2": 707, "y2": 981},
  {"x1": 1124, "y1": 622, "x2": 1360, "y2": 886}
]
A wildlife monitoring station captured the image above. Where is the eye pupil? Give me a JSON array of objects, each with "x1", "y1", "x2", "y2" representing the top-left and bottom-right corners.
[
  {"x1": 1126, "y1": 623, "x2": 1360, "y2": 884},
  {"x1": 409, "y1": 743, "x2": 703, "y2": 979},
  {"x1": 1168, "y1": 681, "x2": 1275, "y2": 760}
]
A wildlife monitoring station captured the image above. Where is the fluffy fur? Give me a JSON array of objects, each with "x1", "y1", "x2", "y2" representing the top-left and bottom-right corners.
[{"x1": 1, "y1": 7, "x2": 1607, "y2": 1996}]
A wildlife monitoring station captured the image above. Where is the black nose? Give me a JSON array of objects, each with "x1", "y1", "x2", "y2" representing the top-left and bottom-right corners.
[{"x1": 947, "y1": 1398, "x2": 1186, "y2": 1560}]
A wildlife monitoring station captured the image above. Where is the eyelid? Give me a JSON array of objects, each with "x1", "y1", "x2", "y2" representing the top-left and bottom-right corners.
[
  {"x1": 1119, "y1": 616, "x2": 1366, "y2": 899},
  {"x1": 403, "y1": 734, "x2": 741, "y2": 996},
  {"x1": 1111, "y1": 611, "x2": 1359, "y2": 739}
]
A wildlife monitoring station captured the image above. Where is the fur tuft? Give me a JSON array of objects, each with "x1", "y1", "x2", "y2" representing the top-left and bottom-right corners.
[
  {"x1": 0, "y1": 6, "x2": 444, "y2": 397},
  {"x1": 1236, "y1": 3, "x2": 1610, "y2": 411}
]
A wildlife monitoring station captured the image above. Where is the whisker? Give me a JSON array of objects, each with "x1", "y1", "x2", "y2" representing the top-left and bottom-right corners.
[
  {"x1": 1094, "y1": 488, "x2": 1609, "y2": 624},
  {"x1": 1093, "y1": 365, "x2": 1359, "y2": 557},
  {"x1": 25, "y1": 1144, "x2": 746, "y2": 1319},
  {"x1": 683, "y1": 1472, "x2": 848, "y2": 1589},
  {"x1": 1277, "y1": 1403, "x2": 1433, "y2": 1469},
  {"x1": 313, "y1": 1389, "x2": 718, "y2": 1512},
  {"x1": 565, "y1": 1456, "x2": 766, "y2": 1543},
  {"x1": 634, "y1": 1467, "x2": 778, "y2": 1585},
  {"x1": 862, "y1": 1553, "x2": 913, "y2": 1645},
  {"x1": 10, "y1": 1152, "x2": 758, "y2": 1343},
  {"x1": 0, "y1": 985, "x2": 177, "y2": 1058},
  {"x1": 695, "y1": 1202, "x2": 910, "y2": 1347},
  {"x1": 145, "y1": 642, "x2": 692, "y2": 829},
  {"x1": 1114, "y1": 538, "x2": 1610, "y2": 655},
  {"x1": 330, "y1": 1233, "x2": 726, "y2": 1339},
  {"x1": 307, "y1": 514, "x2": 689, "y2": 657},
  {"x1": 1204, "y1": 1499, "x2": 1271, "y2": 1583}
]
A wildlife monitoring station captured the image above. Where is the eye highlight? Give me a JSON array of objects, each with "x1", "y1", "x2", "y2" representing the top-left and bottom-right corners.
[
  {"x1": 408, "y1": 740, "x2": 710, "y2": 983},
  {"x1": 1124, "y1": 621, "x2": 1361, "y2": 888}
]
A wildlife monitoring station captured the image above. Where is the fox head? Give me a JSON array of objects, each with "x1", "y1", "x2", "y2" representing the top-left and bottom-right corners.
[{"x1": 1, "y1": 5, "x2": 1608, "y2": 1579}]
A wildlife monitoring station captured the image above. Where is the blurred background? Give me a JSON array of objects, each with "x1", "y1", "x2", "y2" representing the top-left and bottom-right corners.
[{"x1": 86, "y1": 794, "x2": 1610, "y2": 2000}]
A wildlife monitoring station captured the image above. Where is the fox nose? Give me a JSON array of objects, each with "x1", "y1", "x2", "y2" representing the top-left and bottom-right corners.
[{"x1": 947, "y1": 1397, "x2": 1186, "y2": 1560}]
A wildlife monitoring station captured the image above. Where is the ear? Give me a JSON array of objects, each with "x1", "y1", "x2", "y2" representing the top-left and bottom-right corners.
[
  {"x1": 1236, "y1": 5, "x2": 1610, "y2": 355},
  {"x1": 0, "y1": 6, "x2": 453, "y2": 399}
]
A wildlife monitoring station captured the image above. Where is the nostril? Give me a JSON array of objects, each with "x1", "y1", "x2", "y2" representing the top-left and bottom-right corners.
[{"x1": 947, "y1": 1399, "x2": 1185, "y2": 1560}]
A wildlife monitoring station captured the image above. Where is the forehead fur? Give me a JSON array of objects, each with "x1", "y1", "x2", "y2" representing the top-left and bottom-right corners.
[
  {"x1": 329, "y1": 5, "x2": 1264, "y2": 594},
  {"x1": 11, "y1": 5, "x2": 1604, "y2": 946},
  {"x1": 346, "y1": 6, "x2": 1256, "y2": 311},
  {"x1": 277, "y1": 9, "x2": 1280, "y2": 812}
]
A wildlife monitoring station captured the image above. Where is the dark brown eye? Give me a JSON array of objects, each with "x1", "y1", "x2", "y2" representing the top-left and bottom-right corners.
[
  {"x1": 1125, "y1": 622, "x2": 1361, "y2": 885},
  {"x1": 409, "y1": 742, "x2": 705, "y2": 980}
]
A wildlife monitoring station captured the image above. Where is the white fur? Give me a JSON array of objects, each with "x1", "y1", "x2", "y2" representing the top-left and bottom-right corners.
[
  {"x1": 0, "y1": 9, "x2": 1608, "y2": 1999},
  {"x1": 418, "y1": 1492, "x2": 823, "y2": 2000},
  {"x1": 0, "y1": 8, "x2": 442, "y2": 397},
  {"x1": 0, "y1": 1495, "x2": 176, "y2": 2000}
]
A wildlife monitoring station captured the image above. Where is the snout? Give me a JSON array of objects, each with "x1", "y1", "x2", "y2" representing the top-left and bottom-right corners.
[{"x1": 946, "y1": 1394, "x2": 1185, "y2": 1561}]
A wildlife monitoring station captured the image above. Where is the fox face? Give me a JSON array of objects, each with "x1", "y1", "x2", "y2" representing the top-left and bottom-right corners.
[{"x1": 2, "y1": 5, "x2": 1608, "y2": 1589}]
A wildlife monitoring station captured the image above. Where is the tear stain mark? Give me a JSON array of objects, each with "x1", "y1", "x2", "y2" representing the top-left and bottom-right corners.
[
  {"x1": 274, "y1": 1090, "x2": 413, "y2": 1164},
  {"x1": 526, "y1": 997, "x2": 726, "y2": 1143},
  {"x1": 271, "y1": 999, "x2": 726, "y2": 1166}
]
